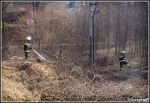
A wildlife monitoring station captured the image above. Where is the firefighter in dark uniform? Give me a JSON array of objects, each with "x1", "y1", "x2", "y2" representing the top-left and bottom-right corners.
[
  {"x1": 24, "y1": 36, "x2": 32, "y2": 59},
  {"x1": 119, "y1": 51, "x2": 131, "y2": 71}
]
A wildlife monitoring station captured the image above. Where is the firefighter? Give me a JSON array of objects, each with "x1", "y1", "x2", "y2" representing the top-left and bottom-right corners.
[
  {"x1": 119, "y1": 51, "x2": 131, "y2": 71},
  {"x1": 24, "y1": 36, "x2": 32, "y2": 59}
]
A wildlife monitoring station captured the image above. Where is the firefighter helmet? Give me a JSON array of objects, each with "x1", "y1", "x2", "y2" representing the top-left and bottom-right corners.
[
  {"x1": 27, "y1": 36, "x2": 31, "y2": 41},
  {"x1": 122, "y1": 51, "x2": 125, "y2": 54}
]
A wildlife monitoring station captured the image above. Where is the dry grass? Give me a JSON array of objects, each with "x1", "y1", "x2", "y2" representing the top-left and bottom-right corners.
[{"x1": 2, "y1": 56, "x2": 148, "y2": 101}]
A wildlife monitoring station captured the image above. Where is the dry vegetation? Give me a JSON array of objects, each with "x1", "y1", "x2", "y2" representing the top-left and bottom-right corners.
[{"x1": 2, "y1": 55, "x2": 148, "y2": 101}]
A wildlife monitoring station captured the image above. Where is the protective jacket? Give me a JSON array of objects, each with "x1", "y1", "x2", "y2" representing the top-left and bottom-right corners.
[
  {"x1": 119, "y1": 53, "x2": 126, "y2": 62},
  {"x1": 24, "y1": 40, "x2": 32, "y2": 53}
]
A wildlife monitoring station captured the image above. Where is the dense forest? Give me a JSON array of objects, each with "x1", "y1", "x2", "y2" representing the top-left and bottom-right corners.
[{"x1": 1, "y1": 1, "x2": 149, "y2": 102}]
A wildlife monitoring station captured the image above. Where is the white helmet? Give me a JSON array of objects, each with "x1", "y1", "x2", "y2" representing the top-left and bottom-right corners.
[
  {"x1": 122, "y1": 51, "x2": 125, "y2": 54},
  {"x1": 27, "y1": 36, "x2": 31, "y2": 41}
]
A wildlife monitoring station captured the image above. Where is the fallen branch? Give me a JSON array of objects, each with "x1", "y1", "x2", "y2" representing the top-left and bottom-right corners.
[
  {"x1": 141, "y1": 66, "x2": 148, "y2": 70},
  {"x1": 49, "y1": 94, "x2": 65, "y2": 101}
]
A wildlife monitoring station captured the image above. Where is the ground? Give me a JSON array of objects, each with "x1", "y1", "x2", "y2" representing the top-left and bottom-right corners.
[{"x1": 1, "y1": 56, "x2": 148, "y2": 102}]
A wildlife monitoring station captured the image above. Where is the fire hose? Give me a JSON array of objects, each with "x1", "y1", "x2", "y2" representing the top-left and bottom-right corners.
[{"x1": 32, "y1": 49, "x2": 46, "y2": 61}]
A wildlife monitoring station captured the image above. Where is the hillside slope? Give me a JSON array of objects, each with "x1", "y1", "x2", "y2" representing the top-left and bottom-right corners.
[{"x1": 2, "y1": 56, "x2": 148, "y2": 102}]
